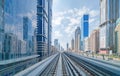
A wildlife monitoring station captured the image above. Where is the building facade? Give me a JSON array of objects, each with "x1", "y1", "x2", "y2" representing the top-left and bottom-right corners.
[
  {"x1": 54, "y1": 39, "x2": 59, "y2": 51},
  {"x1": 23, "y1": 16, "x2": 34, "y2": 55},
  {"x1": 81, "y1": 14, "x2": 89, "y2": 51},
  {"x1": 48, "y1": 0, "x2": 53, "y2": 56},
  {"x1": 89, "y1": 29, "x2": 99, "y2": 53},
  {"x1": 84, "y1": 37, "x2": 89, "y2": 52},
  {"x1": 71, "y1": 38, "x2": 74, "y2": 51},
  {"x1": 0, "y1": 0, "x2": 4, "y2": 60},
  {"x1": 0, "y1": 0, "x2": 38, "y2": 60},
  {"x1": 0, "y1": 0, "x2": 39, "y2": 75},
  {"x1": 75, "y1": 27, "x2": 81, "y2": 52},
  {"x1": 115, "y1": 18, "x2": 120, "y2": 55},
  {"x1": 99, "y1": 0, "x2": 120, "y2": 53},
  {"x1": 67, "y1": 43, "x2": 69, "y2": 51},
  {"x1": 37, "y1": 0, "x2": 52, "y2": 58},
  {"x1": 0, "y1": 0, "x2": 4, "y2": 32},
  {"x1": 23, "y1": 17, "x2": 29, "y2": 41}
]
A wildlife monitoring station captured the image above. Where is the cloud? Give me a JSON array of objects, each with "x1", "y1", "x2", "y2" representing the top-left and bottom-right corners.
[
  {"x1": 89, "y1": 18, "x2": 95, "y2": 24},
  {"x1": 53, "y1": 31, "x2": 63, "y2": 39},
  {"x1": 52, "y1": 16, "x2": 64, "y2": 26},
  {"x1": 65, "y1": 25, "x2": 77, "y2": 37},
  {"x1": 68, "y1": 18, "x2": 80, "y2": 26},
  {"x1": 89, "y1": 10, "x2": 99, "y2": 17}
]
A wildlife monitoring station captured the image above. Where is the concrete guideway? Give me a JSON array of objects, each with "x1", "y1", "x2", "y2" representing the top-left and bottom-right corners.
[
  {"x1": 56, "y1": 54, "x2": 62, "y2": 76},
  {"x1": 15, "y1": 52, "x2": 120, "y2": 76},
  {"x1": 65, "y1": 52, "x2": 120, "y2": 76},
  {"x1": 14, "y1": 53, "x2": 59, "y2": 76},
  {"x1": 61, "y1": 53, "x2": 88, "y2": 76}
]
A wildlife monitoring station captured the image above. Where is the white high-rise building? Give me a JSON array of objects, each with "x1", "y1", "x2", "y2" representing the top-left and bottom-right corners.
[{"x1": 75, "y1": 27, "x2": 81, "y2": 52}]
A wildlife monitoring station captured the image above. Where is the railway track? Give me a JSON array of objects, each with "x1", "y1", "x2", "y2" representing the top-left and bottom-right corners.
[
  {"x1": 39, "y1": 54, "x2": 59, "y2": 76},
  {"x1": 65, "y1": 52, "x2": 120, "y2": 76},
  {"x1": 62, "y1": 53, "x2": 87, "y2": 76},
  {"x1": 15, "y1": 52, "x2": 120, "y2": 76}
]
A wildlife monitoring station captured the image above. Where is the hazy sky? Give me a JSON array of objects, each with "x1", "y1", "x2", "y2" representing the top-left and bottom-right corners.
[{"x1": 52, "y1": 0, "x2": 100, "y2": 50}]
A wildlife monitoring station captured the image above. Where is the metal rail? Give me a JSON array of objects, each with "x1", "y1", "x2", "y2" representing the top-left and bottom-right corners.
[
  {"x1": 39, "y1": 54, "x2": 59, "y2": 76},
  {"x1": 62, "y1": 53, "x2": 87, "y2": 76},
  {"x1": 65, "y1": 52, "x2": 120, "y2": 76}
]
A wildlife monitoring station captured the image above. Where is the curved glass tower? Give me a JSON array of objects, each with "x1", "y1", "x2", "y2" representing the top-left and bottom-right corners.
[
  {"x1": 0, "y1": 0, "x2": 37, "y2": 60},
  {"x1": 37, "y1": 0, "x2": 52, "y2": 58}
]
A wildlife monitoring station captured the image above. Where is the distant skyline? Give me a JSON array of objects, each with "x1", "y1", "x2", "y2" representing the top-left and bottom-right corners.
[{"x1": 52, "y1": 0, "x2": 100, "y2": 49}]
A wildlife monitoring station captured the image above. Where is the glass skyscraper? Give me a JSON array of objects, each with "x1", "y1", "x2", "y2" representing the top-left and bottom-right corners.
[
  {"x1": 81, "y1": 14, "x2": 89, "y2": 51},
  {"x1": 0, "y1": 0, "x2": 37, "y2": 60},
  {"x1": 54, "y1": 39, "x2": 59, "y2": 51},
  {"x1": 115, "y1": 18, "x2": 120, "y2": 55},
  {"x1": 115, "y1": 1, "x2": 120, "y2": 54},
  {"x1": 0, "y1": 0, "x2": 4, "y2": 60},
  {"x1": 23, "y1": 17, "x2": 29, "y2": 41},
  {"x1": 0, "y1": 0, "x2": 39, "y2": 75},
  {"x1": 48, "y1": 0, "x2": 53, "y2": 56},
  {"x1": 37, "y1": 0, "x2": 52, "y2": 58},
  {"x1": 99, "y1": 0, "x2": 120, "y2": 53}
]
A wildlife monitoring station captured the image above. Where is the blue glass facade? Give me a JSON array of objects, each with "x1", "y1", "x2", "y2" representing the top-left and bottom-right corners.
[
  {"x1": 81, "y1": 14, "x2": 89, "y2": 51},
  {"x1": 23, "y1": 17, "x2": 29, "y2": 41},
  {"x1": 0, "y1": 0, "x2": 4, "y2": 32},
  {"x1": 0, "y1": 0, "x2": 37, "y2": 60},
  {"x1": 83, "y1": 15, "x2": 89, "y2": 37},
  {"x1": 37, "y1": 0, "x2": 52, "y2": 58},
  {"x1": 0, "y1": 0, "x2": 4, "y2": 60}
]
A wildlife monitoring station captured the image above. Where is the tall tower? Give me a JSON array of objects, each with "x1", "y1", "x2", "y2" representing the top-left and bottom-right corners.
[
  {"x1": 75, "y1": 27, "x2": 81, "y2": 52},
  {"x1": 67, "y1": 43, "x2": 69, "y2": 51},
  {"x1": 48, "y1": 0, "x2": 53, "y2": 56},
  {"x1": 54, "y1": 39, "x2": 59, "y2": 51},
  {"x1": 99, "y1": 0, "x2": 120, "y2": 53},
  {"x1": 23, "y1": 17, "x2": 29, "y2": 41},
  {"x1": 71, "y1": 38, "x2": 74, "y2": 51},
  {"x1": 0, "y1": 0, "x2": 4, "y2": 60},
  {"x1": 81, "y1": 14, "x2": 89, "y2": 51},
  {"x1": 37, "y1": 0, "x2": 52, "y2": 58}
]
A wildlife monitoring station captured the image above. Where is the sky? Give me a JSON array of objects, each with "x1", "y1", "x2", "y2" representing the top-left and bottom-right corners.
[{"x1": 52, "y1": 0, "x2": 100, "y2": 50}]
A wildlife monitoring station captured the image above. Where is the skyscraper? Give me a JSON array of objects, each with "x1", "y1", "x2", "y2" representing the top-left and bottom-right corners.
[
  {"x1": 75, "y1": 27, "x2": 81, "y2": 52},
  {"x1": 71, "y1": 38, "x2": 74, "y2": 51},
  {"x1": 23, "y1": 17, "x2": 29, "y2": 41},
  {"x1": 115, "y1": 1, "x2": 120, "y2": 54},
  {"x1": 81, "y1": 14, "x2": 89, "y2": 51},
  {"x1": 0, "y1": 0, "x2": 4, "y2": 60},
  {"x1": 54, "y1": 39, "x2": 59, "y2": 51},
  {"x1": 0, "y1": 0, "x2": 4, "y2": 32},
  {"x1": 84, "y1": 37, "x2": 89, "y2": 52},
  {"x1": 37, "y1": 0, "x2": 53, "y2": 58},
  {"x1": 23, "y1": 16, "x2": 33, "y2": 55},
  {"x1": 89, "y1": 29, "x2": 99, "y2": 53},
  {"x1": 48, "y1": 0, "x2": 53, "y2": 56},
  {"x1": 99, "y1": 0, "x2": 120, "y2": 53},
  {"x1": 115, "y1": 18, "x2": 120, "y2": 55},
  {"x1": 0, "y1": 0, "x2": 38, "y2": 60},
  {"x1": 0, "y1": 0, "x2": 39, "y2": 75},
  {"x1": 67, "y1": 43, "x2": 69, "y2": 51}
]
